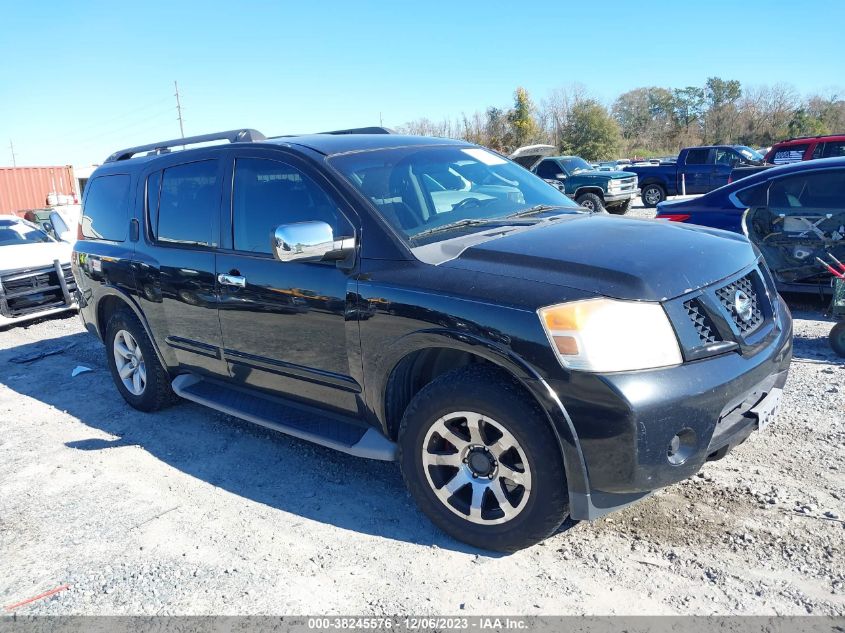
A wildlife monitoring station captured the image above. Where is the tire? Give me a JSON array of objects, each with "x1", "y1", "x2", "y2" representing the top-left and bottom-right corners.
[
  {"x1": 105, "y1": 308, "x2": 176, "y2": 412},
  {"x1": 608, "y1": 199, "x2": 631, "y2": 215},
  {"x1": 641, "y1": 184, "x2": 666, "y2": 207},
  {"x1": 575, "y1": 192, "x2": 606, "y2": 213},
  {"x1": 830, "y1": 321, "x2": 845, "y2": 358},
  {"x1": 398, "y1": 365, "x2": 570, "y2": 552}
]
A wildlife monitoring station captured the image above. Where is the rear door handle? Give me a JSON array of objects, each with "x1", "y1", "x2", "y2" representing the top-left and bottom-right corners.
[{"x1": 217, "y1": 273, "x2": 246, "y2": 288}]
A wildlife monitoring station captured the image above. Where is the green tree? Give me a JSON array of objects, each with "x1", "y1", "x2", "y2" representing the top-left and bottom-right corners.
[
  {"x1": 507, "y1": 87, "x2": 539, "y2": 148},
  {"x1": 704, "y1": 77, "x2": 742, "y2": 142},
  {"x1": 788, "y1": 108, "x2": 828, "y2": 138},
  {"x1": 560, "y1": 99, "x2": 621, "y2": 160},
  {"x1": 671, "y1": 86, "x2": 706, "y2": 142},
  {"x1": 613, "y1": 87, "x2": 674, "y2": 152}
]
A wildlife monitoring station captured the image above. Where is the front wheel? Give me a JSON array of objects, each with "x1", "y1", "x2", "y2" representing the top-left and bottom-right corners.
[
  {"x1": 830, "y1": 321, "x2": 845, "y2": 357},
  {"x1": 575, "y1": 192, "x2": 606, "y2": 213},
  {"x1": 398, "y1": 366, "x2": 570, "y2": 552},
  {"x1": 641, "y1": 184, "x2": 666, "y2": 207}
]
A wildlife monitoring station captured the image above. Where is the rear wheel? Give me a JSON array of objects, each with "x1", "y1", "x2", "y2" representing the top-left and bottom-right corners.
[
  {"x1": 105, "y1": 309, "x2": 176, "y2": 411},
  {"x1": 398, "y1": 366, "x2": 570, "y2": 552},
  {"x1": 830, "y1": 322, "x2": 845, "y2": 357},
  {"x1": 641, "y1": 184, "x2": 666, "y2": 207},
  {"x1": 575, "y1": 192, "x2": 606, "y2": 213}
]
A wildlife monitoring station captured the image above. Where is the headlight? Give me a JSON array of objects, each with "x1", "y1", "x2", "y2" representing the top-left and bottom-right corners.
[
  {"x1": 538, "y1": 299, "x2": 683, "y2": 372},
  {"x1": 607, "y1": 180, "x2": 621, "y2": 191}
]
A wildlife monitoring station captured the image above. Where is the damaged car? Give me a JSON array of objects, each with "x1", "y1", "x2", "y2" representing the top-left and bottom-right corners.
[
  {"x1": 0, "y1": 216, "x2": 77, "y2": 326},
  {"x1": 656, "y1": 157, "x2": 845, "y2": 293}
]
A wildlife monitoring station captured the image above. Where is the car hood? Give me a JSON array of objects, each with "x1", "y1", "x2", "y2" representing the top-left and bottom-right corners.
[
  {"x1": 0, "y1": 241, "x2": 72, "y2": 273},
  {"x1": 571, "y1": 170, "x2": 634, "y2": 182},
  {"x1": 442, "y1": 214, "x2": 756, "y2": 301}
]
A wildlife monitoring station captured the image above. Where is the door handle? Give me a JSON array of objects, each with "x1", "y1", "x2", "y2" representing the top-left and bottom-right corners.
[{"x1": 218, "y1": 273, "x2": 246, "y2": 288}]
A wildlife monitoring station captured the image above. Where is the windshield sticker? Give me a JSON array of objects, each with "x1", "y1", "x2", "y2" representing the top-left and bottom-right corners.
[{"x1": 461, "y1": 148, "x2": 507, "y2": 166}]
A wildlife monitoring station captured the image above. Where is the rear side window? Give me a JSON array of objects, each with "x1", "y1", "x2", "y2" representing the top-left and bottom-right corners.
[
  {"x1": 684, "y1": 149, "x2": 710, "y2": 165},
  {"x1": 735, "y1": 181, "x2": 768, "y2": 207},
  {"x1": 822, "y1": 141, "x2": 845, "y2": 158},
  {"x1": 81, "y1": 174, "x2": 131, "y2": 241},
  {"x1": 156, "y1": 161, "x2": 218, "y2": 246},
  {"x1": 771, "y1": 144, "x2": 808, "y2": 164}
]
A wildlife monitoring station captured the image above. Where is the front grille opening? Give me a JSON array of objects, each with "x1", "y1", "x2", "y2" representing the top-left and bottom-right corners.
[
  {"x1": 715, "y1": 273, "x2": 765, "y2": 335},
  {"x1": 1, "y1": 264, "x2": 72, "y2": 318},
  {"x1": 684, "y1": 298, "x2": 721, "y2": 345}
]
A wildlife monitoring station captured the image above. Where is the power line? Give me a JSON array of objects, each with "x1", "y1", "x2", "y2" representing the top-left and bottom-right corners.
[
  {"x1": 174, "y1": 80, "x2": 185, "y2": 139},
  {"x1": 9, "y1": 138, "x2": 17, "y2": 167}
]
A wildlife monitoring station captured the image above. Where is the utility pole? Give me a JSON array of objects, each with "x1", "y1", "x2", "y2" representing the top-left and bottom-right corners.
[
  {"x1": 9, "y1": 138, "x2": 17, "y2": 167},
  {"x1": 174, "y1": 80, "x2": 185, "y2": 139}
]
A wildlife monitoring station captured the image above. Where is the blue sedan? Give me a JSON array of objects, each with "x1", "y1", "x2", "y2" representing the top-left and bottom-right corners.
[{"x1": 655, "y1": 157, "x2": 845, "y2": 293}]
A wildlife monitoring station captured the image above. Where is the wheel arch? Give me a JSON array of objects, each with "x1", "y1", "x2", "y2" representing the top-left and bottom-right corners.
[
  {"x1": 93, "y1": 287, "x2": 169, "y2": 368},
  {"x1": 574, "y1": 187, "x2": 605, "y2": 199},
  {"x1": 376, "y1": 330, "x2": 590, "y2": 497}
]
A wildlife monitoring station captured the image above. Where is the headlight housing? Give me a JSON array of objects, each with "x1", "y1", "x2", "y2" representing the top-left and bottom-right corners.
[{"x1": 538, "y1": 299, "x2": 683, "y2": 372}]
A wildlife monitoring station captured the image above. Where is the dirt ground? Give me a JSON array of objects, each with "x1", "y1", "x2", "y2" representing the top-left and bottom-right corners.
[{"x1": 1, "y1": 207, "x2": 843, "y2": 615}]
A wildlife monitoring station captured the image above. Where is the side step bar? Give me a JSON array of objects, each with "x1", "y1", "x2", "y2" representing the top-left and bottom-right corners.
[{"x1": 172, "y1": 374, "x2": 397, "y2": 461}]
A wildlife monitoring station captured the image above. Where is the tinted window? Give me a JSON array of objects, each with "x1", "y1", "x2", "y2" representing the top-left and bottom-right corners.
[
  {"x1": 232, "y1": 158, "x2": 351, "y2": 254},
  {"x1": 157, "y1": 161, "x2": 218, "y2": 246},
  {"x1": 822, "y1": 141, "x2": 845, "y2": 158},
  {"x1": 684, "y1": 149, "x2": 710, "y2": 165},
  {"x1": 735, "y1": 181, "x2": 768, "y2": 207},
  {"x1": 535, "y1": 160, "x2": 561, "y2": 179},
  {"x1": 771, "y1": 144, "x2": 808, "y2": 165},
  {"x1": 767, "y1": 169, "x2": 845, "y2": 210},
  {"x1": 81, "y1": 174, "x2": 131, "y2": 241}
]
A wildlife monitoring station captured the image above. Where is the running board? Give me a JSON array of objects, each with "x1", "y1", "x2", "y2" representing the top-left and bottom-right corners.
[{"x1": 171, "y1": 374, "x2": 397, "y2": 461}]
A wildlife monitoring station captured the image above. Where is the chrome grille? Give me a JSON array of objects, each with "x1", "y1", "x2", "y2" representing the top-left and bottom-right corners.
[
  {"x1": 715, "y1": 273, "x2": 765, "y2": 335},
  {"x1": 0, "y1": 263, "x2": 73, "y2": 318}
]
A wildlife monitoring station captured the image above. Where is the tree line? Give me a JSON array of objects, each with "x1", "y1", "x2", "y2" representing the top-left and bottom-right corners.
[{"x1": 396, "y1": 79, "x2": 845, "y2": 161}]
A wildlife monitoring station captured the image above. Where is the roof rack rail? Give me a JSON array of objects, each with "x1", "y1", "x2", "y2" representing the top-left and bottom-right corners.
[
  {"x1": 105, "y1": 128, "x2": 266, "y2": 162},
  {"x1": 319, "y1": 126, "x2": 394, "y2": 135}
]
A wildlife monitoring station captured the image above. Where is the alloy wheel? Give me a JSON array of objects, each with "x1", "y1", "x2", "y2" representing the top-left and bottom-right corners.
[
  {"x1": 113, "y1": 329, "x2": 147, "y2": 396},
  {"x1": 421, "y1": 411, "x2": 532, "y2": 525}
]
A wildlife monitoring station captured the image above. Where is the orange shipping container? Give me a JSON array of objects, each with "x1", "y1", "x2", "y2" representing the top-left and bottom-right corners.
[{"x1": 0, "y1": 166, "x2": 76, "y2": 215}]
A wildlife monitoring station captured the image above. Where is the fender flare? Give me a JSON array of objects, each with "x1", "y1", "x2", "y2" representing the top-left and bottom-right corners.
[
  {"x1": 372, "y1": 328, "x2": 590, "y2": 497},
  {"x1": 90, "y1": 285, "x2": 170, "y2": 369}
]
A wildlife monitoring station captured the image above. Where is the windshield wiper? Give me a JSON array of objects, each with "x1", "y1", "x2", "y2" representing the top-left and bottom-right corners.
[
  {"x1": 504, "y1": 204, "x2": 570, "y2": 219},
  {"x1": 410, "y1": 218, "x2": 494, "y2": 240}
]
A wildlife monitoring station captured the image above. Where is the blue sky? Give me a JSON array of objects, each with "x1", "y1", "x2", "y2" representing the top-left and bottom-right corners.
[{"x1": 1, "y1": 0, "x2": 842, "y2": 167}]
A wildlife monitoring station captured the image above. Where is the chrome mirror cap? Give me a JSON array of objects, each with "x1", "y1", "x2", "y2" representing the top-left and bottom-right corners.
[{"x1": 272, "y1": 221, "x2": 355, "y2": 263}]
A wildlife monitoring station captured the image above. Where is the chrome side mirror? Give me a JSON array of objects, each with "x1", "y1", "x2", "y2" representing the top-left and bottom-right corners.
[{"x1": 272, "y1": 221, "x2": 355, "y2": 263}]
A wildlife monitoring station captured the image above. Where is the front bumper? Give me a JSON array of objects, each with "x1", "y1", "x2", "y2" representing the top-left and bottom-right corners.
[
  {"x1": 555, "y1": 296, "x2": 792, "y2": 520},
  {"x1": 604, "y1": 189, "x2": 640, "y2": 203},
  {"x1": 0, "y1": 259, "x2": 78, "y2": 327}
]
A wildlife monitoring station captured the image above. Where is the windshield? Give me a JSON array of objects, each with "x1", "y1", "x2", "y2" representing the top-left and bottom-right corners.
[
  {"x1": 559, "y1": 157, "x2": 594, "y2": 174},
  {"x1": 329, "y1": 145, "x2": 581, "y2": 241},
  {"x1": 0, "y1": 220, "x2": 54, "y2": 246},
  {"x1": 736, "y1": 146, "x2": 764, "y2": 162}
]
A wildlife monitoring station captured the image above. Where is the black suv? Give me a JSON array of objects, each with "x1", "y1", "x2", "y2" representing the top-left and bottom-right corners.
[{"x1": 73, "y1": 128, "x2": 792, "y2": 551}]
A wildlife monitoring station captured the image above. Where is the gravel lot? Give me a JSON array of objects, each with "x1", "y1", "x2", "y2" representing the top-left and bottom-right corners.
[{"x1": 1, "y1": 203, "x2": 843, "y2": 616}]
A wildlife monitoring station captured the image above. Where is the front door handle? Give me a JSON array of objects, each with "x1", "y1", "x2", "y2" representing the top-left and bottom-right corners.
[{"x1": 218, "y1": 273, "x2": 246, "y2": 288}]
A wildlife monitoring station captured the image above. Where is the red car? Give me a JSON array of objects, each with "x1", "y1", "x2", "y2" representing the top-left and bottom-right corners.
[{"x1": 765, "y1": 134, "x2": 845, "y2": 165}]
